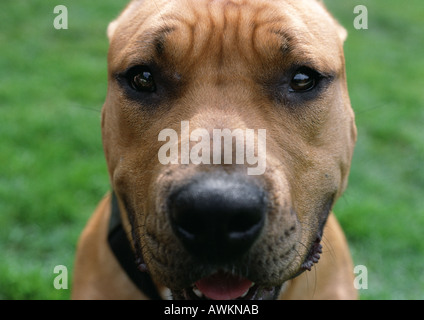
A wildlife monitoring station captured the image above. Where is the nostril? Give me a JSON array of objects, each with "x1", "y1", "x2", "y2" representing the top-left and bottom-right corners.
[
  {"x1": 169, "y1": 193, "x2": 208, "y2": 237},
  {"x1": 170, "y1": 207, "x2": 197, "y2": 235},
  {"x1": 228, "y1": 210, "x2": 264, "y2": 236}
]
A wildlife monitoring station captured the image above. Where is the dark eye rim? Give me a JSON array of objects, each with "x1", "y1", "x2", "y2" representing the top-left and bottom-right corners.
[{"x1": 266, "y1": 65, "x2": 335, "y2": 108}]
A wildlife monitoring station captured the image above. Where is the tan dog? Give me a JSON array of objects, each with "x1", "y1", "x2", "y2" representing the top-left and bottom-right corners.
[{"x1": 72, "y1": 0, "x2": 357, "y2": 300}]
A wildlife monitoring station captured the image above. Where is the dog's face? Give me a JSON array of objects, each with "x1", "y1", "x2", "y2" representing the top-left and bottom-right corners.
[{"x1": 102, "y1": 0, "x2": 356, "y2": 300}]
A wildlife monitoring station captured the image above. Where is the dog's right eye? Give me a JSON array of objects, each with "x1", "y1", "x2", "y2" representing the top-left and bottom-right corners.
[{"x1": 126, "y1": 66, "x2": 156, "y2": 93}]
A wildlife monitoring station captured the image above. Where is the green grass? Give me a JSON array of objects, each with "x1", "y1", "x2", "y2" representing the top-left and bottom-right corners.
[
  {"x1": 0, "y1": 0, "x2": 423, "y2": 299},
  {"x1": 326, "y1": 0, "x2": 424, "y2": 299},
  {"x1": 0, "y1": 0, "x2": 124, "y2": 299}
]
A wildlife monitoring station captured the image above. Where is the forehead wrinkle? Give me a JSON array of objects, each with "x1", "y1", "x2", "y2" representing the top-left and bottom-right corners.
[
  {"x1": 125, "y1": 25, "x2": 178, "y2": 64},
  {"x1": 268, "y1": 26, "x2": 338, "y2": 74}
]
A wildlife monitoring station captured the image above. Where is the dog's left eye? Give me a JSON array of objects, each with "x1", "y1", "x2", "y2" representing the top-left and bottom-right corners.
[
  {"x1": 289, "y1": 68, "x2": 321, "y2": 92},
  {"x1": 127, "y1": 66, "x2": 156, "y2": 93}
]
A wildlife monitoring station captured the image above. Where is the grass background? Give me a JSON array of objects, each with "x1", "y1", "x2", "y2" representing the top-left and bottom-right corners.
[{"x1": 0, "y1": 0, "x2": 423, "y2": 300}]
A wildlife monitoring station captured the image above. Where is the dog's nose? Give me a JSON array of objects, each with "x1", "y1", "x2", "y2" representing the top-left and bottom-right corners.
[{"x1": 168, "y1": 174, "x2": 267, "y2": 262}]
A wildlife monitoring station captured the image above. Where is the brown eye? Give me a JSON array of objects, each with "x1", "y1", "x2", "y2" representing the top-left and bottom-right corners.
[
  {"x1": 290, "y1": 68, "x2": 319, "y2": 92},
  {"x1": 130, "y1": 68, "x2": 156, "y2": 92}
]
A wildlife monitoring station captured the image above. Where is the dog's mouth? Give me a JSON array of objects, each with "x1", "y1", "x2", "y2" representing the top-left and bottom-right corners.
[
  {"x1": 168, "y1": 236, "x2": 323, "y2": 300},
  {"x1": 171, "y1": 271, "x2": 281, "y2": 300}
]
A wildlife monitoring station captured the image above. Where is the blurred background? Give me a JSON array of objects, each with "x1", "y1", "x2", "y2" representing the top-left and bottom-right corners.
[{"x1": 0, "y1": 0, "x2": 423, "y2": 299}]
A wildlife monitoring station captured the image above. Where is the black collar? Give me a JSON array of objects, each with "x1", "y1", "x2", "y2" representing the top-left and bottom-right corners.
[{"x1": 107, "y1": 192, "x2": 163, "y2": 300}]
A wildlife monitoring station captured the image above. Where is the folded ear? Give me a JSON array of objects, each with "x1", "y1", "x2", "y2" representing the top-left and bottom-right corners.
[
  {"x1": 313, "y1": 0, "x2": 348, "y2": 43},
  {"x1": 106, "y1": 0, "x2": 145, "y2": 43},
  {"x1": 107, "y1": 19, "x2": 119, "y2": 42},
  {"x1": 337, "y1": 24, "x2": 348, "y2": 43}
]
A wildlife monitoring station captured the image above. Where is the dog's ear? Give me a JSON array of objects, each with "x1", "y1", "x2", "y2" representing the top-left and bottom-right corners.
[
  {"x1": 107, "y1": 20, "x2": 119, "y2": 42},
  {"x1": 107, "y1": 0, "x2": 144, "y2": 42},
  {"x1": 336, "y1": 24, "x2": 348, "y2": 43},
  {"x1": 314, "y1": 0, "x2": 348, "y2": 43}
]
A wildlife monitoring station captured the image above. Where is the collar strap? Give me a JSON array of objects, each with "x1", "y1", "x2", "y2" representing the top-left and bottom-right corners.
[{"x1": 107, "y1": 192, "x2": 163, "y2": 300}]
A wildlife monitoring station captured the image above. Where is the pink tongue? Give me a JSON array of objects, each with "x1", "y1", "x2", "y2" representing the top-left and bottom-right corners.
[{"x1": 195, "y1": 272, "x2": 253, "y2": 300}]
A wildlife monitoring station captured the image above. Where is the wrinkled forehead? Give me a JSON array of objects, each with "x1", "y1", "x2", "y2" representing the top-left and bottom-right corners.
[{"x1": 108, "y1": 0, "x2": 345, "y2": 74}]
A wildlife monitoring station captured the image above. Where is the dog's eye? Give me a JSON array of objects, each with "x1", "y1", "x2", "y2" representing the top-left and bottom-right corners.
[
  {"x1": 128, "y1": 67, "x2": 156, "y2": 93},
  {"x1": 289, "y1": 68, "x2": 320, "y2": 92}
]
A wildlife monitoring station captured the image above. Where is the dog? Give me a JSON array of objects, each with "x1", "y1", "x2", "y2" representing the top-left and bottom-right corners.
[{"x1": 72, "y1": 0, "x2": 358, "y2": 300}]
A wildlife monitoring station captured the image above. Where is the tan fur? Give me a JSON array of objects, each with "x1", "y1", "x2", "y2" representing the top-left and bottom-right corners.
[{"x1": 73, "y1": 0, "x2": 357, "y2": 300}]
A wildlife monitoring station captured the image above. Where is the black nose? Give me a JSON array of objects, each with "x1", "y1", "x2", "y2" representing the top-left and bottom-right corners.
[{"x1": 168, "y1": 174, "x2": 267, "y2": 262}]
